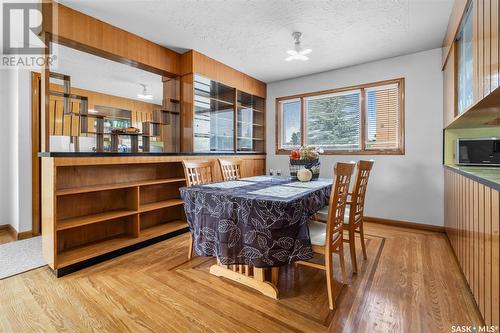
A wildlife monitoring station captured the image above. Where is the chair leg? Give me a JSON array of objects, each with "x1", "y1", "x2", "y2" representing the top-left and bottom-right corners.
[
  {"x1": 338, "y1": 243, "x2": 347, "y2": 284},
  {"x1": 349, "y1": 230, "x2": 358, "y2": 274},
  {"x1": 325, "y1": 252, "x2": 336, "y2": 310},
  {"x1": 188, "y1": 234, "x2": 194, "y2": 260},
  {"x1": 359, "y1": 223, "x2": 368, "y2": 260}
]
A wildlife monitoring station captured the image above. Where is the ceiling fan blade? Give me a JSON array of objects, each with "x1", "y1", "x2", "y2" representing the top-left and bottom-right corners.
[
  {"x1": 286, "y1": 50, "x2": 297, "y2": 56},
  {"x1": 285, "y1": 55, "x2": 295, "y2": 61},
  {"x1": 300, "y1": 49, "x2": 312, "y2": 55}
]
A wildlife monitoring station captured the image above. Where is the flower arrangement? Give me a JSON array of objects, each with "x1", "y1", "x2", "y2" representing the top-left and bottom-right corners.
[
  {"x1": 289, "y1": 146, "x2": 323, "y2": 180},
  {"x1": 289, "y1": 146, "x2": 324, "y2": 161}
]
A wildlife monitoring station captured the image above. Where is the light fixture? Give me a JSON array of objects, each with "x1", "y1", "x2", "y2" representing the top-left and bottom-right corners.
[
  {"x1": 137, "y1": 83, "x2": 153, "y2": 100},
  {"x1": 285, "y1": 32, "x2": 311, "y2": 62}
]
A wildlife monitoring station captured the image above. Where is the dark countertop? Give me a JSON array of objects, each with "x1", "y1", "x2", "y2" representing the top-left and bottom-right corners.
[
  {"x1": 445, "y1": 165, "x2": 500, "y2": 191},
  {"x1": 39, "y1": 152, "x2": 265, "y2": 158}
]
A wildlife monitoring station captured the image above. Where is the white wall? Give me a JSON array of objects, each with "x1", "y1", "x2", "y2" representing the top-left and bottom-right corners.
[
  {"x1": 266, "y1": 48, "x2": 444, "y2": 226},
  {"x1": 0, "y1": 69, "x2": 15, "y2": 228},
  {"x1": 0, "y1": 68, "x2": 32, "y2": 232}
]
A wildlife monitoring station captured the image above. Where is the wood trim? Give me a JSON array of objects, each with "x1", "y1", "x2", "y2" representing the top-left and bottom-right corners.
[
  {"x1": 300, "y1": 97, "x2": 306, "y2": 146},
  {"x1": 42, "y1": 1, "x2": 180, "y2": 76},
  {"x1": 359, "y1": 89, "x2": 366, "y2": 151},
  {"x1": 442, "y1": 0, "x2": 470, "y2": 68},
  {"x1": 32, "y1": 72, "x2": 41, "y2": 236},
  {"x1": 0, "y1": 224, "x2": 33, "y2": 241},
  {"x1": 275, "y1": 78, "x2": 405, "y2": 155},
  {"x1": 364, "y1": 216, "x2": 446, "y2": 233}
]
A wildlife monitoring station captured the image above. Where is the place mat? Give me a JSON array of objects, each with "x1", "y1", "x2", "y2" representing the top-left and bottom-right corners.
[
  {"x1": 202, "y1": 181, "x2": 254, "y2": 189},
  {"x1": 248, "y1": 185, "x2": 311, "y2": 198},
  {"x1": 240, "y1": 176, "x2": 275, "y2": 182},
  {"x1": 283, "y1": 180, "x2": 332, "y2": 189}
]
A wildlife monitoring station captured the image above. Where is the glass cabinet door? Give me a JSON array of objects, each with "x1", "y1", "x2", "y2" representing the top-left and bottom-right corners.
[
  {"x1": 237, "y1": 91, "x2": 265, "y2": 152},
  {"x1": 456, "y1": 3, "x2": 473, "y2": 114},
  {"x1": 193, "y1": 74, "x2": 235, "y2": 152}
]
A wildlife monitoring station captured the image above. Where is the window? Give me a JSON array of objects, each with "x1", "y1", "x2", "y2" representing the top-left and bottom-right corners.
[
  {"x1": 276, "y1": 78, "x2": 404, "y2": 154},
  {"x1": 279, "y1": 99, "x2": 301, "y2": 148},
  {"x1": 306, "y1": 90, "x2": 361, "y2": 151}
]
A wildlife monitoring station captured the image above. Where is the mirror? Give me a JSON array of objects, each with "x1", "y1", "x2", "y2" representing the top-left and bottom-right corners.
[{"x1": 47, "y1": 42, "x2": 180, "y2": 153}]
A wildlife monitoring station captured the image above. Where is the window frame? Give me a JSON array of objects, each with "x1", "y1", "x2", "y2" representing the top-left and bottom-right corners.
[{"x1": 275, "y1": 78, "x2": 405, "y2": 155}]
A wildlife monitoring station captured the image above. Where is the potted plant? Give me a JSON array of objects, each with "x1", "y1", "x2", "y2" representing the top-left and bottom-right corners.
[{"x1": 289, "y1": 146, "x2": 323, "y2": 180}]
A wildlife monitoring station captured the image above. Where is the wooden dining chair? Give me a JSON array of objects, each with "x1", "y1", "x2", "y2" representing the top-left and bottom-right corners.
[
  {"x1": 218, "y1": 159, "x2": 242, "y2": 181},
  {"x1": 182, "y1": 160, "x2": 215, "y2": 187},
  {"x1": 296, "y1": 162, "x2": 355, "y2": 310},
  {"x1": 343, "y1": 160, "x2": 374, "y2": 273},
  {"x1": 182, "y1": 160, "x2": 215, "y2": 260},
  {"x1": 314, "y1": 160, "x2": 374, "y2": 274}
]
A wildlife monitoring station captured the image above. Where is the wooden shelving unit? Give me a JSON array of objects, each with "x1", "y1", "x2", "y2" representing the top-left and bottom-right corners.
[
  {"x1": 44, "y1": 160, "x2": 189, "y2": 273},
  {"x1": 41, "y1": 155, "x2": 266, "y2": 276}
]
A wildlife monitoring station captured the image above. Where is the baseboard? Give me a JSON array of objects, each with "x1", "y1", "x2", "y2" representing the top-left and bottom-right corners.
[
  {"x1": 0, "y1": 224, "x2": 33, "y2": 241},
  {"x1": 17, "y1": 231, "x2": 33, "y2": 240},
  {"x1": 364, "y1": 216, "x2": 445, "y2": 233}
]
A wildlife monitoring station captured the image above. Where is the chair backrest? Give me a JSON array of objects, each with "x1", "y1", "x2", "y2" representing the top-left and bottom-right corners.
[
  {"x1": 349, "y1": 160, "x2": 374, "y2": 224},
  {"x1": 218, "y1": 159, "x2": 242, "y2": 181},
  {"x1": 326, "y1": 162, "x2": 355, "y2": 248},
  {"x1": 182, "y1": 160, "x2": 215, "y2": 187}
]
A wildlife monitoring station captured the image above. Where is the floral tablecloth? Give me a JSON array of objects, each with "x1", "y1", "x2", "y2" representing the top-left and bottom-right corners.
[{"x1": 179, "y1": 176, "x2": 332, "y2": 268}]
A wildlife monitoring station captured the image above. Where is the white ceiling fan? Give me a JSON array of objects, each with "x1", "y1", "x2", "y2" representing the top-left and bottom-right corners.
[{"x1": 285, "y1": 32, "x2": 312, "y2": 62}]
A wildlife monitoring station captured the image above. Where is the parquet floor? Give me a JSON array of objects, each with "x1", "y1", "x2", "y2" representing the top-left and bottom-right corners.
[{"x1": 0, "y1": 223, "x2": 483, "y2": 332}]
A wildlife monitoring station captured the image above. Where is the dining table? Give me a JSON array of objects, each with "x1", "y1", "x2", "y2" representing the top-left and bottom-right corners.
[{"x1": 179, "y1": 175, "x2": 332, "y2": 299}]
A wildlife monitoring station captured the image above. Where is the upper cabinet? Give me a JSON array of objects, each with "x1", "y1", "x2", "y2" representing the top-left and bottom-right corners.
[
  {"x1": 180, "y1": 51, "x2": 266, "y2": 153},
  {"x1": 237, "y1": 91, "x2": 265, "y2": 153},
  {"x1": 456, "y1": 3, "x2": 474, "y2": 115},
  {"x1": 193, "y1": 75, "x2": 235, "y2": 152},
  {"x1": 442, "y1": 0, "x2": 500, "y2": 129},
  {"x1": 191, "y1": 74, "x2": 266, "y2": 153}
]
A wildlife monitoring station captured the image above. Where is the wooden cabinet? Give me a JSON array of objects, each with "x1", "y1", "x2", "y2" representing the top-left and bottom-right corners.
[
  {"x1": 473, "y1": 0, "x2": 499, "y2": 101},
  {"x1": 42, "y1": 154, "x2": 266, "y2": 275},
  {"x1": 442, "y1": 0, "x2": 500, "y2": 128},
  {"x1": 444, "y1": 168, "x2": 499, "y2": 326},
  {"x1": 183, "y1": 74, "x2": 266, "y2": 153}
]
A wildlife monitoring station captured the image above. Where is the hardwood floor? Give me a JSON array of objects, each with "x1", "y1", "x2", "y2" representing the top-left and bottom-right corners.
[
  {"x1": 0, "y1": 223, "x2": 482, "y2": 332},
  {"x1": 0, "y1": 229, "x2": 15, "y2": 245}
]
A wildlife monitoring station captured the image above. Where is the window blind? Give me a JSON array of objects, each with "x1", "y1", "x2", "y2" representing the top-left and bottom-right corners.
[
  {"x1": 305, "y1": 90, "x2": 361, "y2": 150},
  {"x1": 365, "y1": 83, "x2": 400, "y2": 150}
]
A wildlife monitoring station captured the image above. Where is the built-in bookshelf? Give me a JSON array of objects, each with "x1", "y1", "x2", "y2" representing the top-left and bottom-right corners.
[{"x1": 49, "y1": 161, "x2": 188, "y2": 270}]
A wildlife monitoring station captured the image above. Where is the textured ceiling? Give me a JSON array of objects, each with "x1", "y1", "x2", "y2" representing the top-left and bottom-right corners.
[{"x1": 56, "y1": 0, "x2": 453, "y2": 83}]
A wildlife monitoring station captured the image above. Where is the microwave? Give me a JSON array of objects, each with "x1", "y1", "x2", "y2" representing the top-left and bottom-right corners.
[{"x1": 455, "y1": 138, "x2": 500, "y2": 166}]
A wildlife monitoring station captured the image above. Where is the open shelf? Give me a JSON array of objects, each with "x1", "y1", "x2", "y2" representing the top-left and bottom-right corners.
[
  {"x1": 57, "y1": 219, "x2": 189, "y2": 268},
  {"x1": 139, "y1": 199, "x2": 184, "y2": 213},
  {"x1": 56, "y1": 178, "x2": 185, "y2": 196},
  {"x1": 57, "y1": 209, "x2": 137, "y2": 231},
  {"x1": 57, "y1": 234, "x2": 137, "y2": 268},
  {"x1": 140, "y1": 220, "x2": 188, "y2": 238}
]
